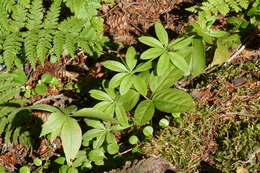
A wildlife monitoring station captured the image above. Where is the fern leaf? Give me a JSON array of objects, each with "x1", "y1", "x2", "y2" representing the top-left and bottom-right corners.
[
  {"x1": 24, "y1": 30, "x2": 38, "y2": 69},
  {"x1": 0, "y1": 0, "x2": 16, "y2": 13},
  {"x1": 64, "y1": 0, "x2": 101, "y2": 19},
  {"x1": 26, "y1": 0, "x2": 43, "y2": 30},
  {"x1": 4, "y1": 123, "x2": 12, "y2": 143},
  {"x1": 64, "y1": 33, "x2": 77, "y2": 57},
  {"x1": 0, "y1": 117, "x2": 8, "y2": 136},
  {"x1": 0, "y1": 5, "x2": 11, "y2": 33},
  {"x1": 0, "y1": 87, "x2": 20, "y2": 104},
  {"x1": 13, "y1": 127, "x2": 21, "y2": 145},
  {"x1": 3, "y1": 33, "x2": 22, "y2": 71},
  {"x1": 54, "y1": 31, "x2": 65, "y2": 57},
  {"x1": 10, "y1": 4, "x2": 28, "y2": 32},
  {"x1": 43, "y1": 0, "x2": 61, "y2": 30},
  {"x1": 17, "y1": 0, "x2": 31, "y2": 9},
  {"x1": 37, "y1": 30, "x2": 52, "y2": 65},
  {"x1": 236, "y1": 0, "x2": 249, "y2": 9}
]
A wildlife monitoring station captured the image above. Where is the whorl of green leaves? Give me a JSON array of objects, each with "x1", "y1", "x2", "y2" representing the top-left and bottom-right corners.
[
  {"x1": 187, "y1": 0, "x2": 250, "y2": 16},
  {"x1": 0, "y1": 0, "x2": 110, "y2": 71}
]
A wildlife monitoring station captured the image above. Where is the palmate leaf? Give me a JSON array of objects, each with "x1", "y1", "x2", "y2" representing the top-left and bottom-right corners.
[
  {"x1": 134, "y1": 100, "x2": 155, "y2": 126},
  {"x1": 125, "y1": 46, "x2": 137, "y2": 71},
  {"x1": 169, "y1": 52, "x2": 189, "y2": 74},
  {"x1": 103, "y1": 60, "x2": 128, "y2": 72},
  {"x1": 40, "y1": 112, "x2": 66, "y2": 137},
  {"x1": 89, "y1": 89, "x2": 113, "y2": 101},
  {"x1": 118, "y1": 89, "x2": 140, "y2": 111},
  {"x1": 155, "y1": 23, "x2": 168, "y2": 46},
  {"x1": 132, "y1": 75, "x2": 147, "y2": 96},
  {"x1": 153, "y1": 88, "x2": 195, "y2": 113},
  {"x1": 119, "y1": 74, "x2": 133, "y2": 95},
  {"x1": 138, "y1": 36, "x2": 164, "y2": 48},
  {"x1": 72, "y1": 108, "x2": 118, "y2": 123},
  {"x1": 157, "y1": 53, "x2": 170, "y2": 76},
  {"x1": 140, "y1": 47, "x2": 165, "y2": 60},
  {"x1": 109, "y1": 73, "x2": 128, "y2": 88},
  {"x1": 61, "y1": 117, "x2": 82, "y2": 165},
  {"x1": 115, "y1": 104, "x2": 129, "y2": 127}
]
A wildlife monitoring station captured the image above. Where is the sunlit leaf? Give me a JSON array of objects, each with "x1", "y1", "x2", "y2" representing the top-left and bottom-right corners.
[{"x1": 61, "y1": 118, "x2": 82, "y2": 165}]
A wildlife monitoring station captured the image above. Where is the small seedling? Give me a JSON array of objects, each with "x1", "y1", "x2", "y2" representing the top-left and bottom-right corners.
[
  {"x1": 143, "y1": 126, "x2": 153, "y2": 137},
  {"x1": 129, "y1": 135, "x2": 139, "y2": 145},
  {"x1": 159, "y1": 118, "x2": 169, "y2": 128}
]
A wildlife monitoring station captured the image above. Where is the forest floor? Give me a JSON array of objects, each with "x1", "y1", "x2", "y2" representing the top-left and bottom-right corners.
[{"x1": 0, "y1": 0, "x2": 259, "y2": 172}]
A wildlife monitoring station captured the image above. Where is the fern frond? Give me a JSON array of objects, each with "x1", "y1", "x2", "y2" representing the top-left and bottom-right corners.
[
  {"x1": 43, "y1": 0, "x2": 61, "y2": 30},
  {"x1": 0, "y1": 0, "x2": 16, "y2": 13},
  {"x1": 23, "y1": 30, "x2": 39, "y2": 69},
  {"x1": 10, "y1": 4, "x2": 28, "y2": 32},
  {"x1": 235, "y1": 0, "x2": 249, "y2": 9},
  {"x1": 0, "y1": 88, "x2": 20, "y2": 104},
  {"x1": 188, "y1": 0, "x2": 251, "y2": 16},
  {"x1": 0, "y1": 117, "x2": 8, "y2": 136},
  {"x1": 26, "y1": 0, "x2": 43, "y2": 30},
  {"x1": 37, "y1": 30, "x2": 52, "y2": 65},
  {"x1": 0, "y1": 5, "x2": 11, "y2": 34},
  {"x1": 64, "y1": 0, "x2": 101, "y2": 19},
  {"x1": 17, "y1": 0, "x2": 31, "y2": 9},
  {"x1": 64, "y1": 33, "x2": 77, "y2": 57},
  {"x1": 53, "y1": 31, "x2": 65, "y2": 58},
  {"x1": 3, "y1": 33, "x2": 22, "y2": 71}
]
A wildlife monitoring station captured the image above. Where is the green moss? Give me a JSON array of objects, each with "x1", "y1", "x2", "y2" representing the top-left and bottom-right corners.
[{"x1": 142, "y1": 59, "x2": 260, "y2": 172}]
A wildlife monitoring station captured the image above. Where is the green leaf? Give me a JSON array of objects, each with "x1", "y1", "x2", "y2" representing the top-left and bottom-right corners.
[
  {"x1": 168, "y1": 36, "x2": 193, "y2": 50},
  {"x1": 155, "y1": 22, "x2": 168, "y2": 46},
  {"x1": 138, "y1": 36, "x2": 164, "y2": 48},
  {"x1": 40, "y1": 112, "x2": 66, "y2": 137},
  {"x1": 89, "y1": 90, "x2": 113, "y2": 101},
  {"x1": 208, "y1": 30, "x2": 228, "y2": 38},
  {"x1": 191, "y1": 38, "x2": 206, "y2": 76},
  {"x1": 129, "y1": 135, "x2": 139, "y2": 145},
  {"x1": 106, "y1": 132, "x2": 117, "y2": 144},
  {"x1": 133, "y1": 61, "x2": 153, "y2": 72},
  {"x1": 68, "y1": 167, "x2": 78, "y2": 173},
  {"x1": 72, "y1": 108, "x2": 117, "y2": 123},
  {"x1": 61, "y1": 118, "x2": 82, "y2": 165},
  {"x1": 153, "y1": 88, "x2": 194, "y2": 113},
  {"x1": 143, "y1": 126, "x2": 153, "y2": 137},
  {"x1": 119, "y1": 74, "x2": 133, "y2": 95},
  {"x1": 34, "y1": 158, "x2": 42, "y2": 166},
  {"x1": 149, "y1": 67, "x2": 183, "y2": 93},
  {"x1": 85, "y1": 119, "x2": 105, "y2": 129},
  {"x1": 118, "y1": 89, "x2": 140, "y2": 111},
  {"x1": 109, "y1": 73, "x2": 128, "y2": 89},
  {"x1": 157, "y1": 53, "x2": 170, "y2": 76},
  {"x1": 115, "y1": 104, "x2": 129, "y2": 127},
  {"x1": 169, "y1": 52, "x2": 189, "y2": 74},
  {"x1": 12, "y1": 70, "x2": 28, "y2": 84},
  {"x1": 93, "y1": 131, "x2": 106, "y2": 149},
  {"x1": 41, "y1": 73, "x2": 52, "y2": 83},
  {"x1": 35, "y1": 84, "x2": 48, "y2": 95},
  {"x1": 159, "y1": 118, "x2": 169, "y2": 128},
  {"x1": 19, "y1": 166, "x2": 30, "y2": 173},
  {"x1": 140, "y1": 48, "x2": 164, "y2": 60},
  {"x1": 133, "y1": 75, "x2": 147, "y2": 96},
  {"x1": 88, "y1": 149, "x2": 106, "y2": 162},
  {"x1": 27, "y1": 104, "x2": 60, "y2": 113},
  {"x1": 103, "y1": 60, "x2": 128, "y2": 72},
  {"x1": 83, "y1": 129, "x2": 105, "y2": 142},
  {"x1": 134, "y1": 100, "x2": 155, "y2": 126},
  {"x1": 125, "y1": 46, "x2": 137, "y2": 71},
  {"x1": 107, "y1": 143, "x2": 119, "y2": 155}
]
